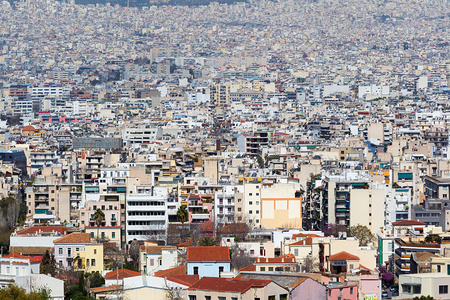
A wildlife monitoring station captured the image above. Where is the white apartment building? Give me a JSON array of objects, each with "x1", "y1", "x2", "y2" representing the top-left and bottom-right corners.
[
  {"x1": 30, "y1": 151, "x2": 59, "y2": 174},
  {"x1": 126, "y1": 187, "x2": 168, "y2": 244},
  {"x1": 122, "y1": 126, "x2": 163, "y2": 146}
]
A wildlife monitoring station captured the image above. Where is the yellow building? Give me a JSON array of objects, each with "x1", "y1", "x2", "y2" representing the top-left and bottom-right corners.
[{"x1": 74, "y1": 243, "x2": 104, "y2": 273}]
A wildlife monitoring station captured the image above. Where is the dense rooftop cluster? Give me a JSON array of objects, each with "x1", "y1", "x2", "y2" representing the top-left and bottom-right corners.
[{"x1": 0, "y1": 0, "x2": 449, "y2": 298}]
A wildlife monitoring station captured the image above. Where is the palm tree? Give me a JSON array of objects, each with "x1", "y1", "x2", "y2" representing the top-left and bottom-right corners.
[
  {"x1": 198, "y1": 236, "x2": 217, "y2": 246},
  {"x1": 177, "y1": 206, "x2": 189, "y2": 224},
  {"x1": 93, "y1": 208, "x2": 105, "y2": 242}
]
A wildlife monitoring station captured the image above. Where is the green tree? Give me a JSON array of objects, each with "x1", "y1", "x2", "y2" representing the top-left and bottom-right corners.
[
  {"x1": 348, "y1": 224, "x2": 375, "y2": 246},
  {"x1": 93, "y1": 209, "x2": 105, "y2": 242},
  {"x1": 0, "y1": 285, "x2": 42, "y2": 300},
  {"x1": 40, "y1": 250, "x2": 56, "y2": 276},
  {"x1": 176, "y1": 206, "x2": 189, "y2": 224},
  {"x1": 85, "y1": 271, "x2": 105, "y2": 289},
  {"x1": 37, "y1": 287, "x2": 52, "y2": 300},
  {"x1": 198, "y1": 236, "x2": 217, "y2": 246}
]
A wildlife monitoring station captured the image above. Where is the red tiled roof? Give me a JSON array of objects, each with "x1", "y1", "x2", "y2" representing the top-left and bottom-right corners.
[
  {"x1": 217, "y1": 223, "x2": 249, "y2": 234},
  {"x1": 239, "y1": 264, "x2": 256, "y2": 272},
  {"x1": 16, "y1": 226, "x2": 70, "y2": 236},
  {"x1": 166, "y1": 274, "x2": 199, "y2": 287},
  {"x1": 3, "y1": 253, "x2": 40, "y2": 263},
  {"x1": 177, "y1": 241, "x2": 192, "y2": 247},
  {"x1": 189, "y1": 277, "x2": 273, "y2": 294},
  {"x1": 186, "y1": 246, "x2": 230, "y2": 262},
  {"x1": 256, "y1": 254, "x2": 296, "y2": 264},
  {"x1": 392, "y1": 220, "x2": 426, "y2": 226},
  {"x1": 199, "y1": 221, "x2": 214, "y2": 232},
  {"x1": 104, "y1": 269, "x2": 141, "y2": 280},
  {"x1": 90, "y1": 285, "x2": 122, "y2": 293},
  {"x1": 327, "y1": 251, "x2": 360, "y2": 261},
  {"x1": 22, "y1": 125, "x2": 36, "y2": 131},
  {"x1": 290, "y1": 237, "x2": 313, "y2": 246},
  {"x1": 53, "y1": 232, "x2": 91, "y2": 244},
  {"x1": 155, "y1": 265, "x2": 186, "y2": 278},
  {"x1": 292, "y1": 233, "x2": 321, "y2": 239}
]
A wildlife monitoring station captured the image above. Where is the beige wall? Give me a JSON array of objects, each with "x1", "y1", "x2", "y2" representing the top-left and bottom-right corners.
[{"x1": 350, "y1": 189, "x2": 385, "y2": 234}]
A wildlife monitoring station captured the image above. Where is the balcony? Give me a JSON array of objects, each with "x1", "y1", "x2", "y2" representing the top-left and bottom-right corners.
[{"x1": 191, "y1": 213, "x2": 210, "y2": 220}]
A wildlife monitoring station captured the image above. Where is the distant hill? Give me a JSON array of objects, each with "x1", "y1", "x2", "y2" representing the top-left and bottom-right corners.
[{"x1": 71, "y1": 0, "x2": 247, "y2": 7}]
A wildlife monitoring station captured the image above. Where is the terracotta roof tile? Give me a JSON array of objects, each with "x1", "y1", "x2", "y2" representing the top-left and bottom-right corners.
[
  {"x1": 3, "y1": 253, "x2": 40, "y2": 263},
  {"x1": 239, "y1": 264, "x2": 256, "y2": 272},
  {"x1": 104, "y1": 269, "x2": 141, "y2": 280},
  {"x1": 290, "y1": 237, "x2": 313, "y2": 246},
  {"x1": 90, "y1": 285, "x2": 122, "y2": 293},
  {"x1": 177, "y1": 241, "x2": 192, "y2": 247},
  {"x1": 166, "y1": 274, "x2": 199, "y2": 287},
  {"x1": 199, "y1": 221, "x2": 214, "y2": 232},
  {"x1": 189, "y1": 277, "x2": 273, "y2": 293},
  {"x1": 16, "y1": 226, "x2": 70, "y2": 236},
  {"x1": 327, "y1": 251, "x2": 360, "y2": 261},
  {"x1": 292, "y1": 233, "x2": 321, "y2": 239},
  {"x1": 186, "y1": 246, "x2": 230, "y2": 262},
  {"x1": 392, "y1": 220, "x2": 426, "y2": 226},
  {"x1": 155, "y1": 265, "x2": 187, "y2": 278},
  {"x1": 53, "y1": 232, "x2": 91, "y2": 244},
  {"x1": 217, "y1": 223, "x2": 249, "y2": 234},
  {"x1": 256, "y1": 254, "x2": 296, "y2": 264},
  {"x1": 143, "y1": 245, "x2": 177, "y2": 255}
]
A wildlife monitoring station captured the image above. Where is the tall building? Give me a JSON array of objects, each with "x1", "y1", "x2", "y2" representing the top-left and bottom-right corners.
[
  {"x1": 125, "y1": 187, "x2": 168, "y2": 244},
  {"x1": 210, "y1": 83, "x2": 230, "y2": 106}
]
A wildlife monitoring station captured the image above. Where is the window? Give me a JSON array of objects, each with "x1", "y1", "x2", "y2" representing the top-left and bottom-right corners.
[
  {"x1": 112, "y1": 232, "x2": 116, "y2": 239},
  {"x1": 90, "y1": 232, "x2": 94, "y2": 238},
  {"x1": 349, "y1": 264, "x2": 353, "y2": 270},
  {"x1": 438, "y1": 265, "x2": 441, "y2": 272},
  {"x1": 412, "y1": 285, "x2": 421, "y2": 294},
  {"x1": 350, "y1": 287, "x2": 353, "y2": 295},
  {"x1": 268, "y1": 267, "x2": 273, "y2": 271},
  {"x1": 249, "y1": 201, "x2": 253, "y2": 205},
  {"x1": 268, "y1": 296, "x2": 275, "y2": 300},
  {"x1": 219, "y1": 266, "x2": 224, "y2": 273},
  {"x1": 86, "y1": 259, "x2": 90, "y2": 266},
  {"x1": 76, "y1": 247, "x2": 80, "y2": 251},
  {"x1": 280, "y1": 294, "x2": 287, "y2": 300},
  {"x1": 250, "y1": 250, "x2": 255, "y2": 255},
  {"x1": 329, "y1": 290, "x2": 332, "y2": 297},
  {"x1": 94, "y1": 249, "x2": 97, "y2": 254},
  {"x1": 249, "y1": 193, "x2": 253, "y2": 196},
  {"x1": 205, "y1": 297, "x2": 211, "y2": 300},
  {"x1": 59, "y1": 248, "x2": 63, "y2": 255},
  {"x1": 193, "y1": 266, "x2": 198, "y2": 275},
  {"x1": 232, "y1": 298, "x2": 238, "y2": 300},
  {"x1": 218, "y1": 297, "x2": 226, "y2": 300},
  {"x1": 91, "y1": 259, "x2": 96, "y2": 266},
  {"x1": 188, "y1": 296, "x2": 197, "y2": 300},
  {"x1": 249, "y1": 210, "x2": 253, "y2": 214},
  {"x1": 439, "y1": 285, "x2": 448, "y2": 294},
  {"x1": 68, "y1": 248, "x2": 72, "y2": 257},
  {"x1": 294, "y1": 249, "x2": 298, "y2": 256},
  {"x1": 260, "y1": 267, "x2": 265, "y2": 271}
]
